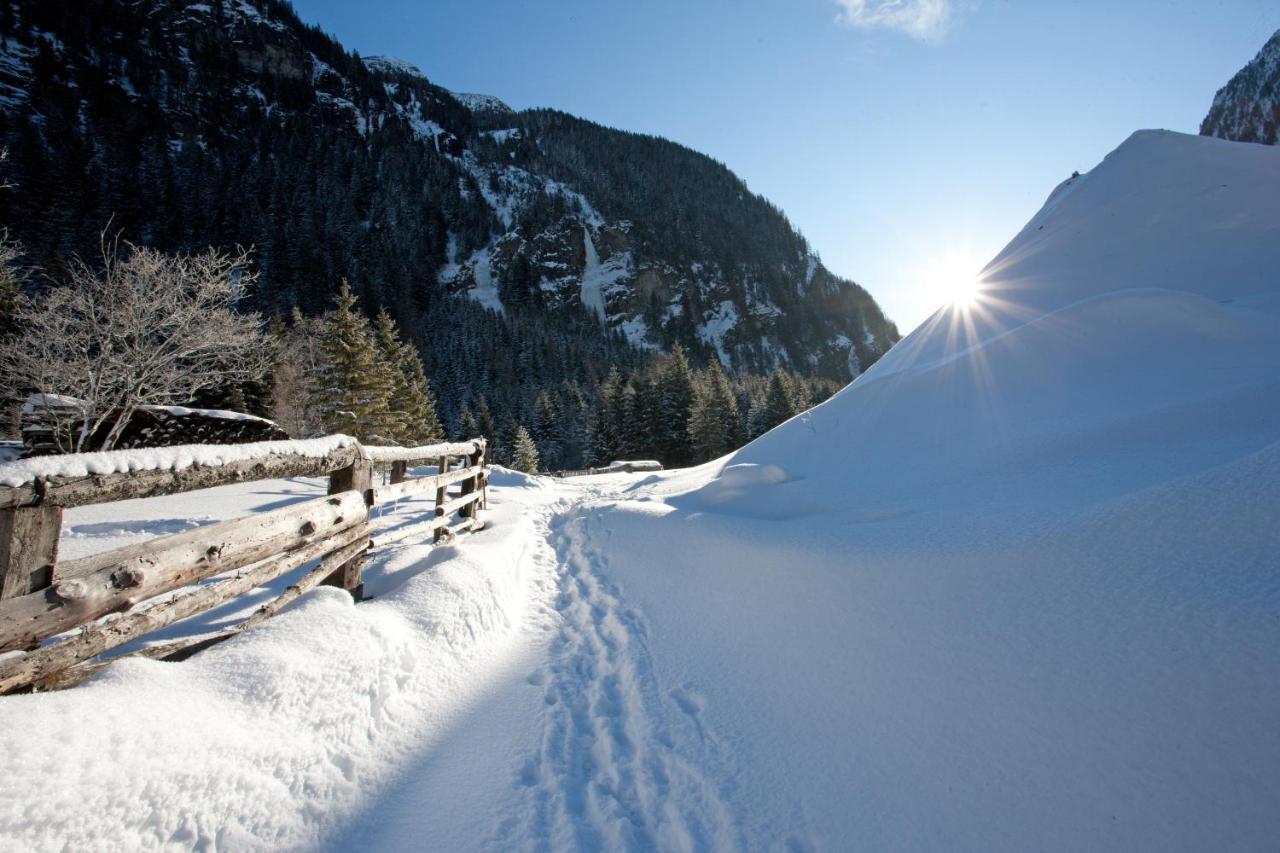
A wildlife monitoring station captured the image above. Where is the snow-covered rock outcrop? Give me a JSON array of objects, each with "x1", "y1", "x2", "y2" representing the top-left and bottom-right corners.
[{"x1": 1201, "y1": 28, "x2": 1280, "y2": 145}]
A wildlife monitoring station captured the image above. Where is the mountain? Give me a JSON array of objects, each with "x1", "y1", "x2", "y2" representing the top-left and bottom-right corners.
[
  {"x1": 1201, "y1": 28, "x2": 1280, "y2": 144},
  {"x1": 0, "y1": 0, "x2": 898, "y2": 437}
]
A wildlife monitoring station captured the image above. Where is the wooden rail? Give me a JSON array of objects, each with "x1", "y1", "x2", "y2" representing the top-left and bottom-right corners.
[{"x1": 0, "y1": 436, "x2": 488, "y2": 693}]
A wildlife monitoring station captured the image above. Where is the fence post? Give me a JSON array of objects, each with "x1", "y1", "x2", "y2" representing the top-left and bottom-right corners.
[
  {"x1": 390, "y1": 460, "x2": 407, "y2": 484},
  {"x1": 325, "y1": 456, "x2": 373, "y2": 600},
  {"x1": 458, "y1": 441, "x2": 484, "y2": 520},
  {"x1": 433, "y1": 455, "x2": 451, "y2": 542},
  {"x1": 0, "y1": 505, "x2": 61, "y2": 602}
]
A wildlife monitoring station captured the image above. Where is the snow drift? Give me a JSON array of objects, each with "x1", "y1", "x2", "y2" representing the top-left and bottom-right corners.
[{"x1": 580, "y1": 130, "x2": 1280, "y2": 850}]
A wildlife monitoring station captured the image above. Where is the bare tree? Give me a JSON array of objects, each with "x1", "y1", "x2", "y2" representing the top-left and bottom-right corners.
[{"x1": 0, "y1": 235, "x2": 268, "y2": 452}]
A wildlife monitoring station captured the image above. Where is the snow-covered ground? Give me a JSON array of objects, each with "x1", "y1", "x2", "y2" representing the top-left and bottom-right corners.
[{"x1": 2, "y1": 129, "x2": 1279, "y2": 851}]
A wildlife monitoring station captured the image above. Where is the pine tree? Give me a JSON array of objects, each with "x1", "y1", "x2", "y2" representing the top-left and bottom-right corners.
[
  {"x1": 688, "y1": 359, "x2": 741, "y2": 462},
  {"x1": 589, "y1": 366, "x2": 625, "y2": 466},
  {"x1": 760, "y1": 368, "x2": 802, "y2": 434},
  {"x1": 511, "y1": 424, "x2": 540, "y2": 473},
  {"x1": 532, "y1": 390, "x2": 562, "y2": 471},
  {"x1": 372, "y1": 308, "x2": 443, "y2": 446},
  {"x1": 657, "y1": 343, "x2": 696, "y2": 466},
  {"x1": 313, "y1": 281, "x2": 397, "y2": 442}
]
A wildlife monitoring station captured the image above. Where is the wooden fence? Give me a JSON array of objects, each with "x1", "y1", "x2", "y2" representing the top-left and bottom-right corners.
[{"x1": 0, "y1": 437, "x2": 488, "y2": 693}]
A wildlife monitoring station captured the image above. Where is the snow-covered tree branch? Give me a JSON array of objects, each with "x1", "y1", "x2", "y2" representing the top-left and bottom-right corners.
[{"x1": 1, "y1": 238, "x2": 268, "y2": 452}]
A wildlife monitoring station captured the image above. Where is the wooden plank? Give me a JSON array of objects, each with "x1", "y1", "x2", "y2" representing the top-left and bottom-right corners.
[
  {"x1": 0, "y1": 506, "x2": 62, "y2": 601},
  {"x1": 0, "y1": 524, "x2": 371, "y2": 694},
  {"x1": 367, "y1": 491, "x2": 483, "y2": 549},
  {"x1": 368, "y1": 514, "x2": 451, "y2": 549},
  {"x1": 369, "y1": 465, "x2": 483, "y2": 506},
  {"x1": 0, "y1": 490, "x2": 367, "y2": 654},
  {"x1": 35, "y1": 536, "x2": 370, "y2": 692},
  {"x1": 0, "y1": 446, "x2": 362, "y2": 510},
  {"x1": 361, "y1": 441, "x2": 481, "y2": 464}
]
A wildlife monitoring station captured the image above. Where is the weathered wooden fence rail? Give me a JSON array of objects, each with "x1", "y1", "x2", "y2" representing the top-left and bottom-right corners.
[{"x1": 0, "y1": 436, "x2": 488, "y2": 693}]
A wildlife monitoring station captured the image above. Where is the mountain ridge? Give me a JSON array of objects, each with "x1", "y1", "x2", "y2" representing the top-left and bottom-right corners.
[{"x1": 0, "y1": 0, "x2": 897, "y2": 391}]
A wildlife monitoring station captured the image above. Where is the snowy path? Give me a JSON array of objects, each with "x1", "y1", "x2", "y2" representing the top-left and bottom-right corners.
[{"x1": 500, "y1": 504, "x2": 737, "y2": 851}]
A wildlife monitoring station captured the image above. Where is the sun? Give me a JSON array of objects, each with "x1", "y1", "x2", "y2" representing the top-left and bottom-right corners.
[{"x1": 925, "y1": 253, "x2": 985, "y2": 308}]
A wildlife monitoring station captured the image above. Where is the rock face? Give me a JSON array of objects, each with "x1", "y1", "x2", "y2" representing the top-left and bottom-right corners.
[
  {"x1": 0, "y1": 0, "x2": 897, "y2": 438},
  {"x1": 1201, "y1": 29, "x2": 1280, "y2": 145}
]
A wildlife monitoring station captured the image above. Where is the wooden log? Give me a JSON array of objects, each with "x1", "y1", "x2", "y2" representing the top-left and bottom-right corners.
[
  {"x1": 389, "y1": 460, "x2": 407, "y2": 484},
  {"x1": 368, "y1": 513, "x2": 451, "y2": 549},
  {"x1": 361, "y1": 441, "x2": 481, "y2": 464},
  {"x1": 368, "y1": 465, "x2": 483, "y2": 506},
  {"x1": 0, "y1": 524, "x2": 370, "y2": 694},
  {"x1": 0, "y1": 490, "x2": 367, "y2": 654},
  {"x1": 0, "y1": 445, "x2": 362, "y2": 511},
  {"x1": 368, "y1": 491, "x2": 483, "y2": 549},
  {"x1": 0, "y1": 506, "x2": 62, "y2": 601},
  {"x1": 326, "y1": 458, "x2": 373, "y2": 598},
  {"x1": 35, "y1": 536, "x2": 370, "y2": 692}
]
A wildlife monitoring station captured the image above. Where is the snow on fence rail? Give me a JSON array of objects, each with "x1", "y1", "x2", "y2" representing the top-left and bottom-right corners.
[{"x1": 0, "y1": 436, "x2": 488, "y2": 693}]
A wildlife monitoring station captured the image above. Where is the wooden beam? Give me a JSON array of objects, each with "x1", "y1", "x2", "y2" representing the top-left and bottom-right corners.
[
  {"x1": 34, "y1": 536, "x2": 370, "y2": 692},
  {"x1": 0, "y1": 524, "x2": 370, "y2": 694},
  {"x1": 368, "y1": 465, "x2": 483, "y2": 506},
  {"x1": 0, "y1": 506, "x2": 62, "y2": 601},
  {"x1": 361, "y1": 440, "x2": 481, "y2": 464},
  {"x1": 367, "y1": 491, "x2": 483, "y2": 549},
  {"x1": 0, "y1": 490, "x2": 367, "y2": 654},
  {"x1": 0, "y1": 446, "x2": 362, "y2": 510}
]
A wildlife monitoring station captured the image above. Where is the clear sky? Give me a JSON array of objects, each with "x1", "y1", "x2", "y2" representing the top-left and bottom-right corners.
[{"x1": 287, "y1": 0, "x2": 1277, "y2": 333}]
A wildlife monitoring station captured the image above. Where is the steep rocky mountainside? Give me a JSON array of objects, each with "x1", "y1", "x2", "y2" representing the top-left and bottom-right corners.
[
  {"x1": 1201, "y1": 28, "x2": 1280, "y2": 145},
  {"x1": 0, "y1": 0, "x2": 897, "y2": 435}
]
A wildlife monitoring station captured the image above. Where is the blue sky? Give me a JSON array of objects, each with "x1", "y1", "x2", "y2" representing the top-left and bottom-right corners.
[{"x1": 289, "y1": 0, "x2": 1277, "y2": 332}]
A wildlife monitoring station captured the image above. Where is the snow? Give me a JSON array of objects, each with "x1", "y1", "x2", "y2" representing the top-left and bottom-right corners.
[
  {"x1": 482, "y1": 128, "x2": 522, "y2": 144},
  {"x1": 696, "y1": 300, "x2": 739, "y2": 362},
  {"x1": 452, "y1": 92, "x2": 514, "y2": 114},
  {"x1": 0, "y1": 435, "x2": 356, "y2": 487},
  {"x1": 466, "y1": 248, "x2": 505, "y2": 315},
  {"x1": 362, "y1": 56, "x2": 425, "y2": 79},
  {"x1": 3, "y1": 129, "x2": 1279, "y2": 850}
]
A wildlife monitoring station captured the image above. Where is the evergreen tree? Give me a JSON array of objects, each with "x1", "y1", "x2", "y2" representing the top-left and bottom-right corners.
[
  {"x1": 373, "y1": 308, "x2": 443, "y2": 445},
  {"x1": 313, "y1": 281, "x2": 396, "y2": 442},
  {"x1": 511, "y1": 424, "x2": 539, "y2": 473},
  {"x1": 588, "y1": 366, "x2": 625, "y2": 466},
  {"x1": 532, "y1": 390, "x2": 562, "y2": 471},
  {"x1": 656, "y1": 343, "x2": 697, "y2": 466},
  {"x1": 760, "y1": 368, "x2": 803, "y2": 434},
  {"x1": 688, "y1": 359, "x2": 741, "y2": 461}
]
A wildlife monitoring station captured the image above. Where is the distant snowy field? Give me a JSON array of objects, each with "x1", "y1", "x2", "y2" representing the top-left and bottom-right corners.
[{"x1": 2, "y1": 130, "x2": 1279, "y2": 851}]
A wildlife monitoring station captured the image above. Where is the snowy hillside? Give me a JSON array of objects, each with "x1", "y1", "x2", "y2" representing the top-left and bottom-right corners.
[
  {"x1": 597, "y1": 128, "x2": 1280, "y2": 848},
  {"x1": 1201, "y1": 28, "x2": 1280, "y2": 145},
  {"x1": 1, "y1": 130, "x2": 1277, "y2": 850}
]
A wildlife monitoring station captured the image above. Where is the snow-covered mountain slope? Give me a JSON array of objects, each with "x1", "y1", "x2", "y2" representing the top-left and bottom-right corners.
[
  {"x1": 562, "y1": 129, "x2": 1280, "y2": 849},
  {"x1": 1202, "y1": 28, "x2": 1280, "y2": 145}
]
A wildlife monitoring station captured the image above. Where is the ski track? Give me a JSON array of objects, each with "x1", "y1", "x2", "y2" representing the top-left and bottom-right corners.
[{"x1": 496, "y1": 486, "x2": 739, "y2": 852}]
